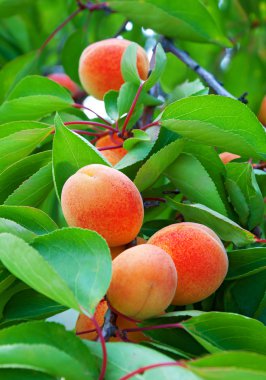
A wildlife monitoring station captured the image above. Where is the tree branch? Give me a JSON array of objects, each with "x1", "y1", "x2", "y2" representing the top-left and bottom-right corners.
[
  {"x1": 101, "y1": 308, "x2": 118, "y2": 341},
  {"x1": 162, "y1": 38, "x2": 247, "y2": 102}
]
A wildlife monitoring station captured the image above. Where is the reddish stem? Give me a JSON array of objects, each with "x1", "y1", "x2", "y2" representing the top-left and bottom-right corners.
[
  {"x1": 121, "y1": 82, "x2": 144, "y2": 137},
  {"x1": 143, "y1": 197, "x2": 166, "y2": 203},
  {"x1": 98, "y1": 144, "x2": 123, "y2": 151},
  {"x1": 73, "y1": 103, "x2": 112, "y2": 126},
  {"x1": 119, "y1": 361, "x2": 185, "y2": 380},
  {"x1": 141, "y1": 121, "x2": 160, "y2": 130},
  {"x1": 122, "y1": 322, "x2": 183, "y2": 335},
  {"x1": 64, "y1": 120, "x2": 117, "y2": 133},
  {"x1": 255, "y1": 238, "x2": 266, "y2": 243},
  {"x1": 91, "y1": 315, "x2": 107, "y2": 380},
  {"x1": 38, "y1": 8, "x2": 82, "y2": 54},
  {"x1": 107, "y1": 302, "x2": 140, "y2": 323},
  {"x1": 76, "y1": 328, "x2": 97, "y2": 336}
]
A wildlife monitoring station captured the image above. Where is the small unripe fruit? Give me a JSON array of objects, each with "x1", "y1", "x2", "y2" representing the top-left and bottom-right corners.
[
  {"x1": 107, "y1": 244, "x2": 177, "y2": 320},
  {"x1": 61, "y1": 164, "x2": 144, "y2": 247},
  {"x1": 96, "y1": 133, "x2": 127, "y2": 166},
  {"x1": 47, "y1": 73, "x2": 80, "y2": 98},
  {"x1": 79, "y1": 38, "x2": 149, "y2": 99},
  {"x1": 258, "y1": 96, "x2": 266, "y2": 126},
  {"x1": 149, "y1": 222, "x2": 228, "y2": 305},
  {"x1": 219, "y1": 152, "x2": 240, "y2": 164}
]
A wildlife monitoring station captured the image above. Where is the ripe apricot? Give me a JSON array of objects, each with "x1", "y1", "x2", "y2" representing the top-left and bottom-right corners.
[
  {"x1": 219, "y1": 152, "x2": 240, "y2": 164},
  {"x1": 47, "y1": 73, "x2": 80, "y2": 98},
  {"x1": 258, "y1": 96, "x2": 266, "y2": 126},
  {"x1": 61, "y1": 164, "x2": 144, "y2": 247},
  {"x1": 96, "y1": 133, "x2": 127, "y2": 166},
  {"x1": 110, "y1": 236, "x2": 146, "y2": 260},
  {"x1": 149, "y1": 222, "x2": 228, "y2": 305},
  {"x1": 79, "y1": 38, "x2": 149, "y2": 99},
  {"x1": 107, "y1": 244, "x2": 177, "y2": 320},
  {"x1": 76, "y1": 300, "x2": 149, "y2": 343}
]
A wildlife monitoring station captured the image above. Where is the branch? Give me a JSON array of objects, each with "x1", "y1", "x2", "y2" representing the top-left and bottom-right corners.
[
  {"x1": 162, "y1": 38, "x2": 246, "y2": 102},
  {"x1": 101, "y1": 308, "x2": 117, "y2": 341}
]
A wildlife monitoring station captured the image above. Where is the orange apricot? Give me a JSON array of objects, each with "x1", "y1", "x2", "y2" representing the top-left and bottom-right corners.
[
  {"x1": 79, "y1": 38, "x2": 149, "y2": 99},
  {"x1": 107, "y1": 244, "x2": 177, "y2": 320},
  {"x1": 149, "y1": 222, "x2": 228, "y2": 305},
  {"x1": 258, "y1": 96, "x2": 266, "y2": 126},
  {"x1": 219, "y1": 152, "x2": 240, "y2": 164},
  {"x1": 96, "y1": 133, "x2": 127, "y2": 166},
  {"x1": 61, "y1": 164, "x2": 144, "y2": 247},
  {"x1": 47, "y1": 73, "x2": 81, "y2": 98}
]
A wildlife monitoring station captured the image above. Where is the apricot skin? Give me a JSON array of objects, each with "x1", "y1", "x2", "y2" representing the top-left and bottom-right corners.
[
  {"x1": 258, "y1": 96, "x2": 266, "y2": 126},
  {"x1": 61, "y1": 164, "x2": 144, "y2": 247},
  {"x1": 107, "y1": 244, "x2": 177, "y2": 320},
  {"x1": 47, "y1": 73, "x2": 80, "y2": 98},
  {"x1": 79, "y1": 38, "x2": 149, "y2": 100},
  {"x1": 96, "y1": 133, "x2": 127, "y2": 166},
  {"x1": 149, "y1": 222, "x2": 228, "y2": 305},
  {"x1": 76, "y1": 300, "x2": 149, "y2": 343},
  {"x1": 219, "y1": 152, "x2": 240, "y2": 164},
  {"x1": 110, "y1": 236, "x2": 146, "y2": 260}
]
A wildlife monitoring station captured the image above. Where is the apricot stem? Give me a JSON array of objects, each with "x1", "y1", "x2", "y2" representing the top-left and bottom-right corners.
[
  {"x1": 121, "y1": 82, "x2": 144, "y2": 137},
  {"x1": 76, "y1": 327, "x2": 97, "y2": 336},
  {"x1": 255, "y1": 238, "x2": 266, "y2": 243},
  {"x1": 98, "y1": 143, "x2": 123, "y2": 151},
  {"x1": 64, "y1": 120, "x2": 117, "y2": 132},
  {"x1": 72, "y1": 103, "x2": 112, "y2": 125},
  {"x1": 91, "y1": 315, "x2": 107, "y2": 380},
  {"x1": 107, "y1": 302, "x2": 141, "y2": 323},
  {"x1": 141, "y1": 121, "x2": 160, "y2": 130},
  {"x1": 119, "y1": 361, "x2": 185, "y2": 380}
]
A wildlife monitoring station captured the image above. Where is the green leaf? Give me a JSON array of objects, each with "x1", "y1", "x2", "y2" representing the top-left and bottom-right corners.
[
  {"x1": 117, "y1": 82, "x2": 139, "y2": 117},
  {"x1": 0, "y1": 76, "x2": 72, "y2": 123},
  {"x1": 52, "y1": 114, "x2": 110, "y2": 198},
  {"x1": 0, "y1": 128, "x2": 52, "y2": 174},
  {"x1": 167, "y1": 79, "x2": 208, "y2": 103},
  {"x1": 0, "y1": 151, "x2": 51, "y2": 204},
  {"x1": 0, "y1": 218, "x2": 36, "y2": 243},
  {"x1": 87, "y1": 341, "x2": 201, "y2": 379},
  {"x1": 121, "y1": 42, "x2": 141, "y2": 84},
  {"x1": 0, "y1": 206, "x2": 57, "y2": 235},
  {"x1": 0, "y1": 321, "x2": 97, "y2": 379},
  {"x1": 31, "y1": 228, "x2": 111, "y2": 313},
  {"x1": 225, "y1": 163, "x2": 264, "y2": 229},
  {"x1": 161, "y1": 95, "x2": 266, "y2": 160},
  {"x1": 189, "y1": 351, "x2": 266, "y2": 380},
  {"x1": 226, "y1": 248, "x2": 266, "y2": 280},
  {"x1": 144, "y1": 43, "x2": 166, "y2": 91},
  {"x1": 181, "y1": 312, "x2": 266, "y2": 354},
  {"x1": 109, "y1": 0, "x2": 231, "y2": 46},
  {"x1": 5, "y1": 162, "x2": 53, "y2": 207},
  {"x1": 0, "y1": 121, "x2": 50, "y2": 139},
  {"x1": 123, "y1": 129, "x2": 151, "y2": 150},
  {"x1": 104, "y1": 91, "x2": 119, "y2": 120},
  {"x1": 165, "y1": 153, "x2": 228, "y2": 216},
  {"x1": 0, "y1": 281, "x2": 26, "y2": 318},
  {"x1": 0, "y1": 0, "x2": 34, "y2": 18},
  {"x1": 134, "y1": 139, "x2": 184, "y2": 192},
  {"x1": 0, "y1": 369, "x2": 55, "y2": 380},
  {"x1": 167, "y1": 200, "x2": 255, "y2": 247},
  {"x1": 0, "y1": 51, "x2": 37, "y2": 103},
  {"x1": 0, "y1": 233, "x2": 79, "y2": 311}
]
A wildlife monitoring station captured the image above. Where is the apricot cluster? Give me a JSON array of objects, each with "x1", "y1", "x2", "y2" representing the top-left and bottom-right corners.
[{"x1": 61, "y1": 164, "x2": 228, "y2": 336}]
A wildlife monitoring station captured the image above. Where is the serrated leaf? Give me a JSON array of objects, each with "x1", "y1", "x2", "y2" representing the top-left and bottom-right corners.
[
  {"x1": 123, "y1": 129, "x2": 151, "y2": 150},
  {"x1": 0, "y1": 151, "x2": 51, "y2": 204},
  {"x1": 109, "y1": 0, "x2": 231, "y2": 46},
  {"x1": 226, "y1": 248, "x2": 266, "y2": 280},
  {"x1": 181, "y1": 312, "x2": 266, "y2": 354},
  {"x1": 121, "y1": 42, "x2": 141, "y2": 84},
  {"x1": 0, "y1": 206, "x2": 57, "y2": 235},
  {"x1": 0, "y1": 121, "x2": 50, "y2": 139},
  {"x1": 167, "y1": 200, "x2": 255, "y2": 247},
  {"x1": 52, "y1": 114, "x2": 110, "y2": 198},
  {"x1": 165, "y1": 153, "x2": 228, "y2": 216},
  {"x1": 5, "y1": 162, "x2": 53, "y2": 207},
  {"x1": 0, "y1": 218, "x2": 36, "y2": 243},
  {"x1": 161, "y1": 95, "x2": 266, "y2": 160},
  {"x1": 0, "y1": 128, "x2": 52, "y2": 174},
  {"x1": 104, "y1": 90, "x2": 119, "y2": 120},
  {"x1": 117, "y1": 82, "x2": 140, "y2": 117},
  {"x1": 134, "y1": 138, "x2": 183, "y2": 192},
  {"x1": 0, "y1": 76, "x2": 72, "y2": 123},
  {"x1": 144, "y1": 43, "x2": 166, "y2": 91}
]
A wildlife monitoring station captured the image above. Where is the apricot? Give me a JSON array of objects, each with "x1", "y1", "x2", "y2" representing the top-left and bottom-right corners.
[
  {"x1": 110, "y1": 236, "x2": 146, "y2": 260},
  {"x1": 219, "y1": 152, "x2": 240, "y2": 164},
  {"x1": 61, "y1": 164, "x2": 144, "y2": 247},
  {"x1": 107, "y1": 244, "x2": 177, "y2": 320},
  {"x1": 47, "y1": 73, "x2": 81, "y2": 98},
  {"x1": 149, "y1": 222, "x2": 228, "y2": 305},
  {"x1": 79, "y1": 38, "x2": 149, "y2": 99},
  {"x1": 76, "y1": 300, "x2": 149, "y2": 343},
  {"x1": 96, "y1": 133, "x2": 127, "y2": 166},
  {"x1": 258, "y1": 96, "x2": 266, "y2": 126}
]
